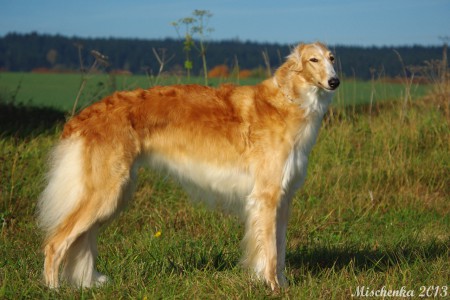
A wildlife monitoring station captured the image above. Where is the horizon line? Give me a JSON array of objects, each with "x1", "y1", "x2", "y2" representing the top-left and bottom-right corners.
[{"x1": 1, "y1": 31, "x2": 446, "y2": 49}]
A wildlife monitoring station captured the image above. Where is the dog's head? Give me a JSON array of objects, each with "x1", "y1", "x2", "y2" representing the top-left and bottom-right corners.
[
  {"x1": 290, "y1": 42, "x2": 340, "y2": 91},
  {"x1": 276, "y1": 42, "x2": 340, "y2": 96}
]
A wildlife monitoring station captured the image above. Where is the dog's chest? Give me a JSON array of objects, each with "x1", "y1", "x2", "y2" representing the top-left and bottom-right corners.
[{"x1": 281, "y1": 110, "x2": 325, "y2": 193}]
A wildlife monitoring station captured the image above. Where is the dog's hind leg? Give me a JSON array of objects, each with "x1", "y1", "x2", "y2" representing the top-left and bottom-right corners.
[
  {"x1": 43, "y1": 203, "x2": 98, "y2": 288},
  {"x1": 61, "y1": 177, "x2": 137, "y2": 287},
  {"x1": 61, "y1": 224, "x2": 107, "y2": 287},
  {"x1": 39, "y1": 138, "x2": 138, "y2": 288},
  {"x1": 43, "y1": 176, "x2": 134, "y2": 288}
]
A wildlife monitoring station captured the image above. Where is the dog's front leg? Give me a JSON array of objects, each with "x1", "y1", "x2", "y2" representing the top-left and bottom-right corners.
[
  {"x1": 242, "y1": 180, "x2": 283, "y2": 290},
  {"x1": 275, "y1": 194, "x2": 291, "y2": 287}
]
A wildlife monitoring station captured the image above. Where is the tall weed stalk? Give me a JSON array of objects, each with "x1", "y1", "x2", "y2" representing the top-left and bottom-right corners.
[
  {"x1": 71, "y1": 45, "x2": 109, "y2": 116},
  {"x1": 146, "y1": 48, "x2": 174, "y2": 87},
  {"x1": 172, "y1": 10, "x2": 213, "y2": 85},
  {"x1": 418, "y1": 41, "x2": 449, "y2": 120}
]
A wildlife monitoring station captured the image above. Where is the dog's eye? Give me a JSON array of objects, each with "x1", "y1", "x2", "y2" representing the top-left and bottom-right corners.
[
  {"x1": 309, "y1": 58, "x2": 319, "y2": 63},
  {"x1": 330, "y1": 56, "x2": 335, "y2": 62}
]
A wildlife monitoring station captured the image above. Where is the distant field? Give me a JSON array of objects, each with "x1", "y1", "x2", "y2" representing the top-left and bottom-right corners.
[
  {"x1": 0, "y1": 72, "x2": 430, "y2": 112},
  {"x1": 333, "y1": 77, "x2": 431, "y2": 108}
]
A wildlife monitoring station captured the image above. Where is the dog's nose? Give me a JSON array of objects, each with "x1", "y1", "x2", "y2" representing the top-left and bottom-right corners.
[{"x1": 328, "y1": 77, "x2": 340, "y2": 90}]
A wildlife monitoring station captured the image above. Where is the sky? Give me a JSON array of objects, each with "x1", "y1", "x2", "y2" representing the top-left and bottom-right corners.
[{"x1": 1, "y1": 0, "x2": 449, "y2": 46}]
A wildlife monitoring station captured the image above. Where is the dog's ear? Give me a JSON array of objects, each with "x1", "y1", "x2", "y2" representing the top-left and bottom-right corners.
[
  {"x1": 288, "y1": 43, "x2": 305, "y2": 72},
  {"x1": 275, "y1": 43, "x2": 304, "y2": 84}
]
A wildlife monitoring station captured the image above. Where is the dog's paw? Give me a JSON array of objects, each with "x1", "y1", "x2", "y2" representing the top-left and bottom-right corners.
[
  {"x1": 277, "y1": 273, "x2": 289, "y2": 288},
  {"x1": 93, "y1": 272, "x2": 109, "y2": 287}
]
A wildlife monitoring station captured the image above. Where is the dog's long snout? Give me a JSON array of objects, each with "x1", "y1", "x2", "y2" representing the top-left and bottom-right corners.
[{"x1": 328, "y1": 77, "x2": 340, "y2": 90}]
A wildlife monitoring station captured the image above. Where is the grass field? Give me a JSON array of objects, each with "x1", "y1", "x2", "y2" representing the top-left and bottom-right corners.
[
  {"x1": 0, "y1": 73, "x2": 449, "y2": 299},
  {"x1": 0, "y1": 72, "x2": 262, "y2": 112},
  {"x1": 0, "y1": 72, "x2": 429, "y2": 112}
]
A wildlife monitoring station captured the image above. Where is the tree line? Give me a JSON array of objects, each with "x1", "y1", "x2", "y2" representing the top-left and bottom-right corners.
[{"x1": 0, "y1": 32, "x2": 444, "y2": 80}]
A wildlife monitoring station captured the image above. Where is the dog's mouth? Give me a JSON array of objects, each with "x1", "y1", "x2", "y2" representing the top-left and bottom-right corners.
[
  {"x1": 318, "y1": 77, "x2": 340, "y2": 91},
  {"x1": 318, "y1": 82, "x2": 335, "y2": 92}
]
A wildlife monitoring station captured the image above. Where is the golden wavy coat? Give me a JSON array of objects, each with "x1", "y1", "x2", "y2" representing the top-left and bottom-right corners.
[{"x1": 38, "y1": 42, "x2": 339, "y2": 289}]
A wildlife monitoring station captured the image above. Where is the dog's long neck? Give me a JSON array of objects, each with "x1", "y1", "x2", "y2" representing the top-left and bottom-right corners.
[
  {"x1": 268, "y1": 76, "x2": 333, "y2": 193},
  {"x1": 297, "y1": 85, "x2": 333, "y2": 118},
  {"x1": 271, "y1": 76, "x2": 332, "y2": 119}
]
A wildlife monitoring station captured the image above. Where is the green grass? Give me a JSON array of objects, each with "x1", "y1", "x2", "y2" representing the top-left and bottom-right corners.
[
  {"x1": 0, "y1": 72, "x2": 261, "y2": 112},
  {"x1": 332, "y1": 78, "x2": 430, "y2": 110},
  {"x1": 0, "y1": 72, "x2": 429, "y2": 112},
  {"x1": 0, "y1": 78, "x2": 448, "y2": 299}
]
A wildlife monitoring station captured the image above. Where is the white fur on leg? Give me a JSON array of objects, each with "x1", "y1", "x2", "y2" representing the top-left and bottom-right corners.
[
  {"x1": 241, "y1": 194, "x2": 292, "y2": 289},
  {"x1": 275, "y1": 196, "x2": 291, "y2": 287},
  {"x1": 241, "y1": 197, "x2": 265, "y2": 278},
  {"x1": 92, "y1": 271, "x2": 109, "y2": 287},
  {"x1": 62, "y1": 226, "x2": 108, "y2": 287},
  {"x1": 241, "y1": 196, "x2": 279, "y2": 288}
]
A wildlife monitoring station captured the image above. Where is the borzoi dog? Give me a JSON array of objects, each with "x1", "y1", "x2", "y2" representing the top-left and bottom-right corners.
[{"x1": 38, "y1": 42, "x2": 340, "y2": 289}]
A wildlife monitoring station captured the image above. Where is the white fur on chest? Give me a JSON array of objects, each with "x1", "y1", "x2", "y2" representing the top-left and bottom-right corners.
[{"x1": 281, "y1": 88, "x2": 331, "y2": 193}]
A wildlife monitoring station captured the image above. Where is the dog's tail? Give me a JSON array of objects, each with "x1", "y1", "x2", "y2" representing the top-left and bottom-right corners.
[
  {"x1": 37, "y1": 134, "x2": 137, "y2": 287},
  {"x1": 37, "y1": 137, "x2": 86, "y2": 239}
]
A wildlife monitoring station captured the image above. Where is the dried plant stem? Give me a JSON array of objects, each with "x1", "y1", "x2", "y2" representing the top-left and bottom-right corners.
[
  {"x1": 70, "y1": 49, "x2": 108, "y2": 116},
  {"x1": 7, "y1": 151, "x2": 20, "y2": 211},
  {"x1": 150, "y1": 48, "x2": 174, "y2": 86},
  {"x1": 394, "y1": 49, "x2": 414, "y2": 122},
  {"x1": 233, "y1": 55, "x2": 240, "y2": 85},
  {"x1": 262, "y1": 49, "x2": 271, "y2": 77},
  {"x1": 72, "y1": 79, "x2": 87, "y2": 117},
  {"x1": 369, "y1": 68, "x2": 376, "y2": 121}
]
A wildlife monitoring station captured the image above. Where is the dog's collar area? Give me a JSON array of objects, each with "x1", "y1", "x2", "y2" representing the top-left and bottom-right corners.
[
  {"x1": 273, "y1": 78, "x2": 296, "y2": 103},
  {"x1": 281, "y1": 90, "x2": 295, "y2": 103}
]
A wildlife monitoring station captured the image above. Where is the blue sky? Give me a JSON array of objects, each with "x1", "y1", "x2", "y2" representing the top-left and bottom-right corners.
[{"x1": 1, "y1": 0, "x2": 448, "y2": 46}]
